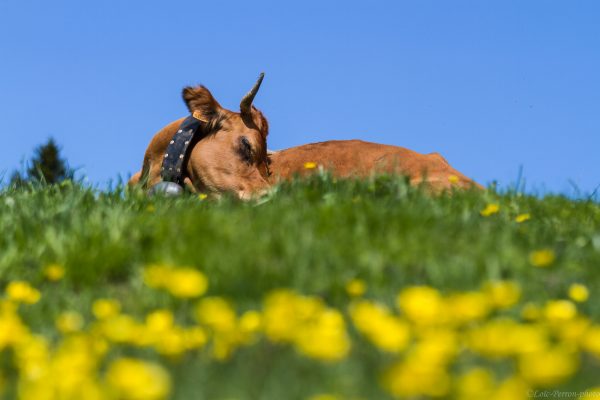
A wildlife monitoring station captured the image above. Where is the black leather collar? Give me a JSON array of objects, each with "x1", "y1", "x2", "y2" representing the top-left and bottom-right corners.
[{"x1": 160, "y1": 114, "x2": 206, "y2": 185}]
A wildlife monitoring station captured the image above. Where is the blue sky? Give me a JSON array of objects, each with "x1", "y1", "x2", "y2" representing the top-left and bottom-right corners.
[{"x1": 1, "y1": 1, "x2": 598, "y2": 194}]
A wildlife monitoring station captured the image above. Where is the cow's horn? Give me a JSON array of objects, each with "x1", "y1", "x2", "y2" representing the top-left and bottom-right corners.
[{"x1": 240, "y1": 72, "x2": 265, "y2": 115}]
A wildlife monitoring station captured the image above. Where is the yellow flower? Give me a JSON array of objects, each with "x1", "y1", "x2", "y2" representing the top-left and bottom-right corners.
[
  {"x1": 569, "y1": 283, "x2": 589, "y2": 303},
  {"x1": 350, "y1": 300, "x2": 410, "y2": 353},
  {"x1": 294, "y1": 309, "x2": 350, "y2": 361},
  {"x1": 100, "y1": 314, "x2": 142, "y2": 344},
  {"x1": 456, "y1": 368, "x2": 495, "y2": 400},
  {"x1": 382, "y1": 358, "x2": 450, "y2": 398},
  {"x1": 6, "y1": 281, "x2": 41, "y2": 304},
  {"x1": 521, "y1": 303, "x2": 542, "y2": 321},
  {"x1": 304, "y1": 162, "x2": 317, "y2": 169},
  {"x1": 164, "y1": 268, "x2": 208, "y2": 298},
  {"x1": 198, "y1": 193, "x2": 208, "y2": 200},
  {"x1": 397, "y1": 286, "x2": 445, "y2": 325},
  {"x1": 92, "y1": 299, "x2": 121, "y2": 320},
  {"x1": 544, "y1": 300, "x2": 577, "y2": 323},
  {"x1": 106, "y1": 358, "x2": 171, "y2": 400},
  {"x1": 43, "y1": 264, "x2": 65, "y2": 281},
  {"x1": 580, "y1": 387, "x2": 600, "y2": 400},
  {"x1": 518, "y1": 347, "x2": 578, "y2": 387},
  {"x1": 468, "y1": 319, "x2": 548, "y2": 358},
  {"x1": 529, "y1": 249, "x2": 555, "y2": 267},
  {"x1": 263, "y1": 290, "x2": 350, "y2": 361},
  {"x1": 448, "y1": 175, "x2": 460, "y2": 184},
  {"x1": 143, "y1": 265, "x2": 171, "y2": 289},
  {"x1": 482, "y1": 281, "x2": 521, "y2": 310},
  {"x1": 146, "y1": 309, "x2": 174, "y2": 333},
  {"x1": 345, "y1": 279, "x2": 366, "y2": 297},
  {"x1": 56, "y1": 311, "x2": 84, "y2": 334},
  {"x1": 447, "y1": 292, "x2": 491, "y2": 324},
  {"x1": 480, "y1": 203, "x2": 500, "y2": 217},
  {"x1": 515, "y1": 213, "x2": 531, "y2": 223},
  {"x1": 144, "y1": 265, "x2": 208, "y2": 298},
  {"x1": 581, "y1": 325, "x2": 600, "y2": 358}
]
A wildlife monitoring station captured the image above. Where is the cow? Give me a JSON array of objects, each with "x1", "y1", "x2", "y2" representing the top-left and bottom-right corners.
[{"x1": 129, "y1": 74, "x2": 481, "y2": 197}]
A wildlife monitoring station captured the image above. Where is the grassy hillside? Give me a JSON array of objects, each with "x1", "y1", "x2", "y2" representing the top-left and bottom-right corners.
[{"x1": 1, "y1": 175, "x2": 599, "y2": 399}]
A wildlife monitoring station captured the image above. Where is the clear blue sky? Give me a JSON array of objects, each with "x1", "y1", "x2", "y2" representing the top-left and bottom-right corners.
[{"x1": 1, "y1": 1, "x2": 598, "y2": 194}]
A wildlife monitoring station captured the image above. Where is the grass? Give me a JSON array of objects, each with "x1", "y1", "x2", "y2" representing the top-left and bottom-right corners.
[{"x1": 1, "y1": 174, "x2": 599, "y2": 399}]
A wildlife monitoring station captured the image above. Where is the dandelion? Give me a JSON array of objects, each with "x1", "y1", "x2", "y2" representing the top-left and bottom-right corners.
[
  {"x1": 447, "y1": 292, "x2": 491, "y2": 324},
  {"x1": 198, "y1": 193, "x2": 208, "y2": 200},
  {"x1": 164, "y1": 268, "x2": 208, "y2": 298},
  {"x1": 396, "y1": 286, "x2": 445, "y2": 325},
  {"x1": 529, "y1": 249, "x2": 555, "y2": 267},
  {"x1": 6, "y1": 281, "x2": 41, "y2": 304},
  {"x1": 43, "y1": 264, "x2": 65, "y2": 281},
  {"x1": 515, "y1": 213, "x2": 531, "y2": 223},
  {"x1": 480, "y1": 203, "x2": 500, "y2": 217},
  {"x1": 569, "y1": 283, "x2": 589, "y2": 303},
  {"x1": 56, "y1": 311, "x2": 84, "y2": 334},
  {"x1": 106, "y1": 358, "x2": 171, "y2": 400},
  {"x1": 482, "y1": 281, "x2": 521, "y2": 309},
  {"x1": 518, "y1": 347, "x2": 578, "y2": 387},
  {"x1": 456, "y1": 368, "x2": 495, "y2": 400},
  {"x1": 521, "y1": 303, "x2": 541, "y2": 321},
  {"x1": 304, "y1": 162, "x2": 317, "y2": 169},
  {"x1": 144, "y1": 265, "x2": 208, "y2": 298},
  {"x1": 448, "y1": 175, "x2": 460, "y2": 184},
  {"x1": 544, "y1": 300, "x2": 577, "y2": 323},
  {"x1": 350, "y1": 300, "x2": 410, "y2": 353},
  {"x1": 92, "y1": 299, "x2": 121, "y2": 320},
  {"x1": 345, "y1": 279, "x2": 366, "y2": 297}
]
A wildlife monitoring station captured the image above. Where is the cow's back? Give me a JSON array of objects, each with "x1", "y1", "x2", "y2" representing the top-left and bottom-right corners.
[{"x1": 268, "y1": 140, "x2": 480, "y2": 191}]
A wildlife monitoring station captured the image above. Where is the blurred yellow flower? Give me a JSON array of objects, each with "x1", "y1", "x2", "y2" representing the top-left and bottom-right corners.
[
  {"x1": 515, "y1": 213, "x2": 531, "y2": 223},
  {"x1": 350, "y1": 300, "x2": 410, "y2": 353},
  {"x1": 56, "y1": 311, "x2": 84, "y2": 334},
  {"x1": 397, "y1": 286, "x2": 445, "y2": 325},
  {"x1": 198, "y1": 193, "x2": 208, "y2": 200},
  {"x1": 6, "y1": 281, "x2": 41, "y2": 304},
  {"x1": 482, "y1": 281, "x2": 521, "y2": 310},
  {"x1": 448, "y1": 175, "x2": 460, "y2": 184},
  {"x1": 43, "y1": 264, "x2": 65, "y2": 281},
  {"x1": 529, "y1": 249, "x2": 555, "y2": 267},
  {"x1": 304, "y1": 162, "x2": 317, "y2": 169},
  {"x1": 521, "y1": 303, "x2": 542, "y2": 321},
  {"x1": 569, "y1": 283, "x2": 589, "y2": 303},
  {"x1": 480, "y1": 203, "x2": 500, "y2": 217},
  {"x1": 92, "y1": 299, "x2": 121, "y2": 320},
  {"x1": 144, "y1": 265, "x2": 208, "y2": 298},
  {"x1": 519, "y1": 347, "x2": 578, "y2": 387},
  {"x1": 544, "y1": 300, "x2": 577, "y2": 323},
  {"x1": 456, "y1": 368, "x2": 495, "y2": 400},
  {"x1": 263, "y1": 290, "x2": 349, "y2": 361},
  {"x1": 468, "y1": 319, "x2": 548, "y2": 358},
  {"x1": 382, "y1": 357, "x2": 450, "y2": 398},
  {"x1": 447, "y1": 292, "x2": 491, "y2": 324},
  {"x1": 345, "y1": 279, "x2": 366, "y2": 297},
  {"x1": 164, "y1": 268, "x2": 208, "y2": 298},
  {"x1": 581, "y1": 387, "x2": 600, "y2": 400},
  {"x1": 106, "y1": 358, "x2": 171, "y2": 400},
  {"x1": 581, "y1": 325, "x2": 600, "y2": 358}
]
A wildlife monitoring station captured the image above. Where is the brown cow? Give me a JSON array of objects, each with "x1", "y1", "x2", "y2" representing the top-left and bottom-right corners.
[{"x1": 129, "y1": 75, "x2": 481, "y2": 197}]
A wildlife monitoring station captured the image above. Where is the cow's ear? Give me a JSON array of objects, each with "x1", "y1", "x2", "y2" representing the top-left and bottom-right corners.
[{"x1": 182, "y1": 85, "x2": 223, "y2": 121}]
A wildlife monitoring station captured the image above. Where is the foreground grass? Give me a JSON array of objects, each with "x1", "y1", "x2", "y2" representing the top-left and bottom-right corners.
[{"x1": 0, "y1": 175, "x2": 599, "y2": 399}]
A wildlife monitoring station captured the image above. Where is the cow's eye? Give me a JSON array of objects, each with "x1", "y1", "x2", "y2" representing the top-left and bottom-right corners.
[{"x1": 237, "y1": 136, "x2": 253, "y2": 164}]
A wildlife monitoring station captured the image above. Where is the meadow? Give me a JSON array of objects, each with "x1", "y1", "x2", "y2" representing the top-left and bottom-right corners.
[{"x1": 0, "y1": 174, "x2": 599, "y2": 399}]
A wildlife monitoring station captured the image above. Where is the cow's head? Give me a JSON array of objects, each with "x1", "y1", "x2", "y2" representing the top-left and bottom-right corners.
[{"x1": 182, "y1": 74, "x2": 270, "y2": 199}]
